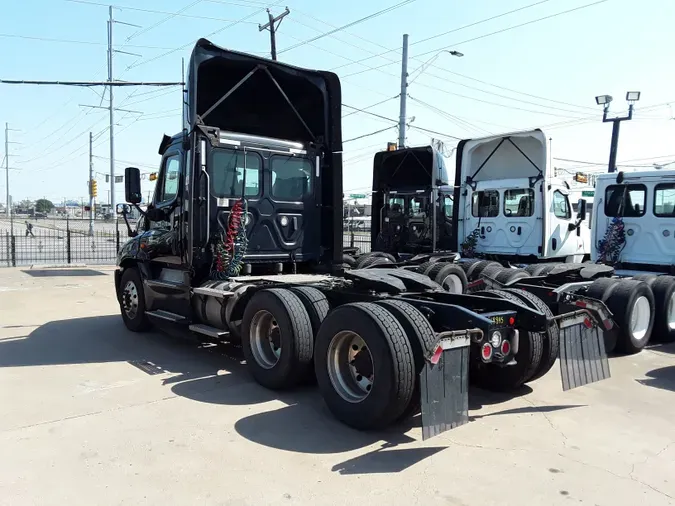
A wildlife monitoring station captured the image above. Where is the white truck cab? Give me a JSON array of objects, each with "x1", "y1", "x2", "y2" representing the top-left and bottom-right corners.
[
  {"x1": 454, "y1": 129, "x2": 591, "y2": 263},
  {"x1": 592, "y1": 170, "x2": 675, "y2": 270}
]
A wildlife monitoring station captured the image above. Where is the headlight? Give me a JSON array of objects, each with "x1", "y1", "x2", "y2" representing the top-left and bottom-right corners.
[
  {"x1": 490, "y1": 331, "x2": 502, "y2": 347},
  {"x1": 280, "y1": 216, "x2": 289, "y2": 227}
]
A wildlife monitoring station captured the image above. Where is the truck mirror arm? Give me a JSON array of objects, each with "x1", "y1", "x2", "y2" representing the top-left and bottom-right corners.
[{"x1": 120, "y1": 207, "x2": 138, "y2": 238}]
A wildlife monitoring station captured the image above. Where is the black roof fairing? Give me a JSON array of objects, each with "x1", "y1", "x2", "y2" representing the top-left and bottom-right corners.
[{"x1": 185, "y1": 38, "x2": 342, "y2": 152}]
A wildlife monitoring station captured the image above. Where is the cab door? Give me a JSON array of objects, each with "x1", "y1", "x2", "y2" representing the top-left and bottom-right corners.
[
  {"x1": 500, "y1": 187, "x2": 540, "y2": 256},
  {"x1": 140, "y1": 148, "x2": 191, "y2": 316},
  {"x1": 547, "y1": 187, "x2": 585, "y2": 259}
]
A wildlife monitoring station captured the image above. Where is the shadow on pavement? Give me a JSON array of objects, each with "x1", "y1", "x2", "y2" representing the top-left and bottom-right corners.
[
  {"x1": 1, "y1": 314, "x2": 583, "y2": 475},
  {"x1": 637, "y1": 365, "x2": 675, "y2": 393},
  {"x1": 21, "y1": 269, "x2": 107, "y2": 277},
  {"x1": 647, "y1": 342, "x2": 675, "y2": 355}
]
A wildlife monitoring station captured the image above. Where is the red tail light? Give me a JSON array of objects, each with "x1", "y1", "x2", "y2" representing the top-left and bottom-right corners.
[
  {"x1": 481, "y1": 343, "x2": 493, "y2": 361},
  {"x1": 501, "y1": 340, "x2": 511, "y2": 355}
]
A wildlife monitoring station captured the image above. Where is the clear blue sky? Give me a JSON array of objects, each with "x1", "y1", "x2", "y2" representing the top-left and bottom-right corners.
[{"x1": 1, "y1": 0, "x2": 674, "y2": 205}]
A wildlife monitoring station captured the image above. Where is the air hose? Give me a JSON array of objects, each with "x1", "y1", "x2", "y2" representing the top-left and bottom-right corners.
[
  {"x1": 210, "y1": 198, "x2": 249, "y2": 279},
  {"x1": 597, "y1": 216, "x2": 625, "y2": 265}
]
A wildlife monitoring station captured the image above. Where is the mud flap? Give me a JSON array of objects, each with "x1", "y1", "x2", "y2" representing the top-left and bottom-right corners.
[
  {"x1": 419, "y1": 334, "x2": 471, "y2": 440},
  {"x1": 559, "y1": 323, "x2": 610, "y2": 391}
]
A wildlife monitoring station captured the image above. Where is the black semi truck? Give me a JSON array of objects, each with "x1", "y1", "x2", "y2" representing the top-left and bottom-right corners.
[{"x1": 114, "y1": 39, "x2": 611, "y2": 438}]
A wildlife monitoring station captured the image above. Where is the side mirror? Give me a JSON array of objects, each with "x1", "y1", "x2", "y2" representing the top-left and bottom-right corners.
[
  {"x1": 125, "y1": 167, "x2": 142, "y2": 204},
  {"x1": 577, "y1": 198, "x2": 588, "y2": 221},
  {"x1": 116, "y1": 203, "x2": 131, "y2": 215}
]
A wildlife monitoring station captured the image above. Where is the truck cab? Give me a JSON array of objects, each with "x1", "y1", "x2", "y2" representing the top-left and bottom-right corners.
[
  {"x1": 592, "y1": 169, "x2": 675, "y2": 271},
  {"x1": 369, "y1": 146, "x2": 455, "y2": 256},
  {"x1": 454, "y1": 129, "x2": 590, "y2": 263}
]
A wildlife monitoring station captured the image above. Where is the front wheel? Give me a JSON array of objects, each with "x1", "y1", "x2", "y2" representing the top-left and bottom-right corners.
[{"x1": 118, "y1": 268, "x2": 151, "y2": 332}]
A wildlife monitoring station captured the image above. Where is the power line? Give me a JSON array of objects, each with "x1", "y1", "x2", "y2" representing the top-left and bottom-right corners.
[
  {"x1": 342, "y1": 1, "x2": 608, "y2": 78},
  {"x1": 126, "y1": 1, "x2": 282, "y2": 70},
  {"x1": 410, "y1": 96, "x2": 493, "y2": 135},
  {"x1": 344, "y1": 126, "x2": 397, "y2": 144},
  {"x1": 342, "y1": 96, "x2": 399, "y2": 118},
  {"x1": 126, "y1": 0, "x2": 204, "y2": 41},
  {"x1": 278, "y1": 0, "x2": 418, "y2": 55},
  {"x1": 0, "y1": 80, "x2": 182, "y2": 86},
  {"x1": 332, "y1": 0, "x2": 555, "y2": 72},
  {"x1": 63, "y1": 0, "x2": 260, "y2": 23},
  {"x1": 0, "y1": 33, "x2": 174, "y2": 50}
]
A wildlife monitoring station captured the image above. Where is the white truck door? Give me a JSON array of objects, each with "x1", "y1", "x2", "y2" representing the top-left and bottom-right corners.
[
  {"x1": 499, "y1": 186, "x2": 541, "y2": 256},
  {"x1": 547, "y1": 187, "x2": 586, "y2": 260}
]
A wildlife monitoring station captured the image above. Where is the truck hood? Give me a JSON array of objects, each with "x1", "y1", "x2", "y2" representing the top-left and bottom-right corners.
[
  {"x1": 185, "y1": 38, "x2": 342, "y2": 151},
  {"x1": 455, "y1": 129, "x2": 547, "y2": 185}
]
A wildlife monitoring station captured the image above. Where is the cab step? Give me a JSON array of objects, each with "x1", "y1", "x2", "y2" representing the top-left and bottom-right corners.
[
  {"x1": 189, "y1": 324, "x2": 230, "y2": 339},
  {"x1": 146, "y1": 310, "x2": 187, "y2": 322},
  {"x1": 192, "y1": 286, "x2": 235, "y2": 298}
]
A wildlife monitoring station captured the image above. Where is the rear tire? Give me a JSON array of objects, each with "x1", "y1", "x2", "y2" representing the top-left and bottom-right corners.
[
  {"x1": 434, "y1": 264, "x2": 468, "y2": 294},
  {"x1": 479, "y1": 264, "x2": 504, "y2": 281},
  {"x1": 342, "y1": 254, "x2": 357, "y2": 268},
  {"x1": 649, "y1": 276, "x2": 675, "y2": 343},
  {"x1": 314, "y1": 303, "x2": 415, "y2": 430},
  {"x1": 289, "y1": 286, "x2": 330, "y2": 385},
  {"x1": 375, "y1": 299, "x2": 436, "y2": 421},
  {"x1": 359, "y1": 255, "x2": 393, "y2": 269},
  {"x1": 604, "y1": 280, "x2": 655, "y2": 354},
  {"x1": 524, "y1": 264, "x2": 553, "y2": 276},
  {"x1": 355, "y1": 252, "x2": 395, "y2": 268},
  {"x1": 503, "y1": 288, "x2": 559, "y2": 381},
  {"x1": 466, "y1": 260, "x2": 501, "y2": 281},
  {"x1": 494, "y1": 268, "x2": 529, "y2": 284},
  {"x1": 586, "y1": 278, "x2": 621, "y2": 353},
  {"x1": 241, "y1": 288, "x2": 314, "y2": 390},
  {"x1": 118, "y1": 268, "x2": 151, "y2": 332}
]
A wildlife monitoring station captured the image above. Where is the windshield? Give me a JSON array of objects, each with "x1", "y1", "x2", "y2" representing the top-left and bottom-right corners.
[{"x1": 210, "y1": 149, "x2": 261, "y2": 198}]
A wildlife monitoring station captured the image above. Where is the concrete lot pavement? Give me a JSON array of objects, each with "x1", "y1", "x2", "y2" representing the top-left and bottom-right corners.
[{"x1": 0, "y1": 266, "x2": 674, "y2": 506}]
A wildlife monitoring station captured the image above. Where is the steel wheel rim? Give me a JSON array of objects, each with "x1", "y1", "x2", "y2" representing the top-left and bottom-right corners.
[
  {"x1": 667, "y1": 293, "x2": 675, "y2": 331},
  {"x1": 327, "y1": 331, "x2": 374, "y2": 403},
  {"x1": 630, "y1": 296, "x2": 651, "y2": 341},
  {"x1": 250, "y1": 310, "x2": 281, "y2": 369},
  {"x1": 440, "y1": 273, "x2": 463, "y2": 294},
  {"x1": 122, "y1": 280, "x2": 139, "y2": 319}
]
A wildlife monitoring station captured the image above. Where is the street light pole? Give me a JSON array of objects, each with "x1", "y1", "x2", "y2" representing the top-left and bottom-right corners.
[{"x1": 596, "y1": 92, "x2": 640, "y2": 173}]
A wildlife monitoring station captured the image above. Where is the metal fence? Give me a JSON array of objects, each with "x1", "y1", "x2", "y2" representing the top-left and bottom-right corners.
[{"x1": 0, "y1": 218, "x2": 372, "y2": 267}]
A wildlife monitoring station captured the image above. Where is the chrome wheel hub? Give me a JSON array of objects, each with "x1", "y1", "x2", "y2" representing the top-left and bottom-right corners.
[{"x1": 327, "y1": 331, "x2": 374, "y2": 403}]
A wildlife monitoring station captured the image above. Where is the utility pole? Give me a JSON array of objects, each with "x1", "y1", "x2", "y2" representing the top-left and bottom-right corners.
[
  {"x1": 107, "y1": 6, "x2": 115, "y2": 216},
  {"x1": 4, "y1": 123, "x2": 9, "y2": 220},
  {"x1": 258, "y1": 7, "x2": 290, "y2": 60},
  {"x1": 88, "y1": 131, "x2": 94, "y2": 236},
  {"x1": 398, "y1": 34, "x2": 409, "y2": 149}
]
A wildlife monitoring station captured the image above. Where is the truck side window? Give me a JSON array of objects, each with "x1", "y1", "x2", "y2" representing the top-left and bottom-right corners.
[
  {"x1": 504, "y1": 189, "x2": 534, "y2": 217},
  {"x1": 157, "y1": 155, "x2": 181, "y2": 204},
  {"x1": 553, "y1": 190, "x2": 571, "y2": 219},
  {"x1": 443, "y1": 195, "x2": 453, "y2": 217},
  {"x1": 211, "y1": 150, "x2": 261, "y2": 198},
  {"x1": 471, "y1": 190, "x2": 499, "y2": 217},
  {"x1": 605, "y1": 184, "x2": 646, "y2": 217},
  {"x1": 654, "y1": 183, "x2": 675, "y2": 217},
  {"x1": 271, "y1": 156, "x2": 312, "y2": 201}
]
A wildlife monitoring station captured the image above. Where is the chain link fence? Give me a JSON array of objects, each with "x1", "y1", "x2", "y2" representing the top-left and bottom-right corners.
[{"x1": 0, "y1": 218, "x2": 372, "y2": 267}]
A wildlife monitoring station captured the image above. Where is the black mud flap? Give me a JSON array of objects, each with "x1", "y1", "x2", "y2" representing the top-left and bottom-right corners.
[
  {"x1": 559, "y1": 323, "x2": 610, "y2": 391},
  {"x1": 419, "y1": 332, "x2": 474, "y2": 440}
]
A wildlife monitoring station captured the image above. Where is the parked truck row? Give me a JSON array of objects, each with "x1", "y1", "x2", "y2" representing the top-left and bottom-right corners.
[
  {"x1": 348, "y1": 130, "x2": 675, "y2": 357},
  {"x1": 114, "y1": 39, "x2": 611, "y2": 439}
]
